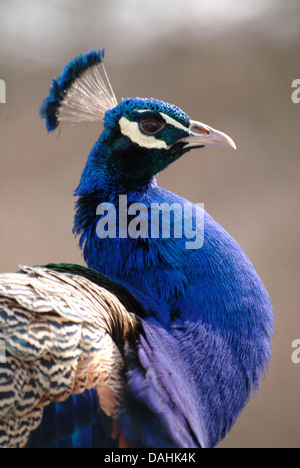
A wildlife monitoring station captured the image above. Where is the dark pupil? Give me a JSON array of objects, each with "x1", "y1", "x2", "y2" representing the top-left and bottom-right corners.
[{"x1": 139, "y1": 119, "x2": 164, "y2": 135}]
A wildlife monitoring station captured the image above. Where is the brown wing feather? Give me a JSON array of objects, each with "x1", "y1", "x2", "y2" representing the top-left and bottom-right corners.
[{"x1": 0, "y1": 266, "x2": 139, "y2": 448}]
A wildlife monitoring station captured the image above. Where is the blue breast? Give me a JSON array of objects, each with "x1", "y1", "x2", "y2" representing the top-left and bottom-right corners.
[{"x1": 73, "y1": 183, "x2": 273, "y2": 447}]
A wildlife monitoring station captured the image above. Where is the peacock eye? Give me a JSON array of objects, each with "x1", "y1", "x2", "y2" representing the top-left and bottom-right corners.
[{"x1": 139, "y1": 119, "x2": 165, "y2": 136}]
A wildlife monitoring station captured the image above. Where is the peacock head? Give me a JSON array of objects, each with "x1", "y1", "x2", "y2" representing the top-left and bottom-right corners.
[{"x1": 41, "y1": 49, "x2": 236, "y2": 187}]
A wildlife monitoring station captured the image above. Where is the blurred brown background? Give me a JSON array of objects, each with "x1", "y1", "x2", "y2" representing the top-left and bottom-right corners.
[{"x1": 0, "y1": 0, "x2": 299, "y2": 448}]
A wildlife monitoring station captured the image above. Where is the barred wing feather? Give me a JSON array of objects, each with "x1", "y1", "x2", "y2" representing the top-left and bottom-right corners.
[{"x1": 0, "y1": 265, "x2": 139, "y2": 448}]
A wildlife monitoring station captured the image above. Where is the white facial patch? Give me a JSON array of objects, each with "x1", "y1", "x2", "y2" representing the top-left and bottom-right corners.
[
  {"x1": 119, "y1": 117, "x2": 168, "y2": 149},
  {"x1": 159, "y1": 113, "x2": 188, "y2": 133},
  {"x1": 119, "y1": 111, "x2": 188, "y2": 150}
]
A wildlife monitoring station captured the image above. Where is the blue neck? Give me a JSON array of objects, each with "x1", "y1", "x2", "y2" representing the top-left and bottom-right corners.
[
  {"x1": 76, "y1": 131, "x2": 164, "y2": 199},
  {"x1": 73, "y1": 136, "x2": 273, "y2": 448}
]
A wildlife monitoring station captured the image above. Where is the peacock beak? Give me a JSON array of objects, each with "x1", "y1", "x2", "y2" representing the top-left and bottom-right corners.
[{"x1": 181, "y1": 120, "x2": 237, "y2": 150}]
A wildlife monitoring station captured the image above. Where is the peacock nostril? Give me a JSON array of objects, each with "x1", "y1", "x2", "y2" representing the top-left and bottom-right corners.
[{"x1": 190, "y1": 122, "x2": 211, "y2": 135}]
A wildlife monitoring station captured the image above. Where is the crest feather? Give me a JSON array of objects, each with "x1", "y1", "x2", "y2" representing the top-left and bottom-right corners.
[{"x1": 40, "y1": 49, "x2": 118, "y2": 132}]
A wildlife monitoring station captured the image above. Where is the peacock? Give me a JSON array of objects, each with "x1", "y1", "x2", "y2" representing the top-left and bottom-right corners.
[{"x1": 0, "y1": 49, "x2": 273, "y2": 448}]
